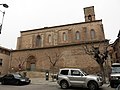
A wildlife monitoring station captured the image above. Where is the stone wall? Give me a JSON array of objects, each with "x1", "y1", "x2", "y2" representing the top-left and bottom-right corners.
[{"x1": 11, "y1": 41, "x2": 108, "y2": 75}]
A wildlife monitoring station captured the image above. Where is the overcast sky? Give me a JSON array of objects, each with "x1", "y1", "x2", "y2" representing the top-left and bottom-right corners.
[{"x1": 0, "y1": 0, "x2": 120, "y2": 49}]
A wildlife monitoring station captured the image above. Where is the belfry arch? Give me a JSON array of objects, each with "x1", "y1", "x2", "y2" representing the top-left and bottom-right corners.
[{"x1": 26, "y1": 55, "x2": 36, "y2": 71}]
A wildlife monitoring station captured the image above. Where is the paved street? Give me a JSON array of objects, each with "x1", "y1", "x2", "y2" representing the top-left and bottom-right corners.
[
  {"x1": 0, "y1": 78, "x2": 115, "y2": 90},
  {"x1": 0, "y1": 84, "x2": 115, "y2": 90}
]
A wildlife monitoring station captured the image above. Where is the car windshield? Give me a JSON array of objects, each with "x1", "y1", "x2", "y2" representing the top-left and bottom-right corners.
[
  {"x1": 81, "y1": 70, "x2": 88, "y2": 76},
  {"x1": 13, "y1": 74, "x2": 23, "y2": 78},
  {"x1": 112, "y1": 67, "x2": 120, "y2": 73}
]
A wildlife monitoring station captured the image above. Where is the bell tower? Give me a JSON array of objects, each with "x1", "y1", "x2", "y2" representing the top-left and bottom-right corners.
[{"x1": 84, "y1": 6, "x2": 95, "y2": 22}]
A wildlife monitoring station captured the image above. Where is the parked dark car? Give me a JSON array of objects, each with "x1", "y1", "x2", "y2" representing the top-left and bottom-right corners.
[{"x1": 0, "y1": 73, "x2": 31, "y2": 85}]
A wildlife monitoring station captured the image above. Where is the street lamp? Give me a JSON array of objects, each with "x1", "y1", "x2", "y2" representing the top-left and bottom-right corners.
[
  {"x1": 0, "y1": 4, "x2": 9, "y2": 34},
  {"x1": 0, "y1": 4, "x2": 9, "y2": 8}
]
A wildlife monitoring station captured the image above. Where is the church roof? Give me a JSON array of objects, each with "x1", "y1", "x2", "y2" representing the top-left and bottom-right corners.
[
  {"x1": 20, "y1": 19, "x2": 102, "y2": 33},
  {"x1": 117, "y1": 30, "x2": 120, "y2": 37},
  {"x1": 0, "y1": 46, "x2": 11, "y2": 51}
]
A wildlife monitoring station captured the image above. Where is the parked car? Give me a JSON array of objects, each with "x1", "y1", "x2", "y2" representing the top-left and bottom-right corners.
[
  {"x1": 57, "y1": 68, "x2": 103, "y2": 90},
  {"x1": 0, "y1": 73, "x2": 31, "y2": 85},
  {"x1": 110, "y1": 63, "x2": 120, "y2": 88}
]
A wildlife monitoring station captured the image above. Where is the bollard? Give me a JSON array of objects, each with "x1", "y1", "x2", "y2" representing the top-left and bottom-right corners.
[{"x1": 45, "y1": 71, "x2": 49, "y2": 80}]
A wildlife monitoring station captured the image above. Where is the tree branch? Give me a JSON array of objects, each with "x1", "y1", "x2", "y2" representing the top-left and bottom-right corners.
[{"x1": 45, "y1": 53, "x2": 54, "y2": 65}]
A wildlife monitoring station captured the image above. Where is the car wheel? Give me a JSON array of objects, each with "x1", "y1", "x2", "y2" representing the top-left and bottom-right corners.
[
  {"x1": 110, "y1": 83, "x2": 115, "y2": 88},
  {"x1": 88, "y1": 81, "x2": 98, "y2": 90},
  {"x1": 110, "y1": 83, "x2": 117, "y2": 88},
  {"x1": 1, "y1": 80, "x2": 5, "y2": 85},
  {"x1": 16, "y1": 80, "x2": 20, "y2": 85},
  {"x1": 116, "y1": 84, "x2": 120, "y2": 90},
  {"x1": 60, "y1": 80, "x2": 69, "y2": 89}
]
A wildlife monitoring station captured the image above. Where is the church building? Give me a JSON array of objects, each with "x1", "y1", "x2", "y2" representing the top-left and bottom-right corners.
[{"x1": 11, "y1": 6, "x2": 109, "y2": 76}]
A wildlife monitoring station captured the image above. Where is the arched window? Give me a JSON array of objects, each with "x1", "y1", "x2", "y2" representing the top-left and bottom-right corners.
[
  {"x1": 36, "y1": 35, "x2": 41, "y2": 47},
  {"x1": 0, "y1": 59, "x2": 2, "y2": 65},
  {"x1": 63, "y1": 32, "x2": 67, "y2": 41},
  {"x1": 48, "y1": 34, "x2": 52, "y2": 43},
  {"x1": 90, "y1": 29, "x2": 95, "y2": 40},
  {"x1": 75, "y1": 31, "x2": 80, "y2": 40},
  {"x1": 88, "y1": 15, "x2": 92, "y2": 21}
]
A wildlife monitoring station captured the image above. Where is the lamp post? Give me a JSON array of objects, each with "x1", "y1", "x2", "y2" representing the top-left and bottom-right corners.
[
  {"x1": 0, "y1": 4, "x2": 9, "y2": 8},
  {"x1": 0, "y1": 4, "x2": 9, "y2": 34}
]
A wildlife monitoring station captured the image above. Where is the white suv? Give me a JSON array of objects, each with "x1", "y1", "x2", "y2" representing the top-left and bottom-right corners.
[{"x1": 57, "y1": 68, "x2": 103, "y2": 90}]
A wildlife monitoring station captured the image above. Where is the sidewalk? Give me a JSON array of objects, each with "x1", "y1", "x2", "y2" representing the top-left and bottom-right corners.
[
  {"x1": 30, "y1": 78, "x2": 57, "y2": 85},
  {"x1": 102, "y1": 83, "x2": 110, "y2": 87}
]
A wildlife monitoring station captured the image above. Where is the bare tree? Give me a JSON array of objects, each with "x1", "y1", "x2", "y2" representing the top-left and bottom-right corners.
[
  {"x1": 15, "y1": 57, "x2": 27, "y2": 71},
  {"x1": 45, "y1": 49, "x2": 63, "y2": 81},
  {"x1": 82, "y1": 41, "x2": 109, "y2": 82}
]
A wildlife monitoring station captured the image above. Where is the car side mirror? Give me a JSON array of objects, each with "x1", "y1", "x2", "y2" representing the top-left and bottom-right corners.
[{"x1": 79, "y1": 73, "x2": 84, "y2": 76}]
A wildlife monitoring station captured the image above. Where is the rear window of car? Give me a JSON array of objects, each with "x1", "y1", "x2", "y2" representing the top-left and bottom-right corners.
[{"x1": 60, "y1": 70, "x2": 69, "y2": 75}]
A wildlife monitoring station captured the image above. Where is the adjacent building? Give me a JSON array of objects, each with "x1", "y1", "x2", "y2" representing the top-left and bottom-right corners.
[
  {"x1": 110, "y1": 30, "x2": 120, "y2": 63},
  {"x1": 0, "y1": 46, "x2": 10, "y2": 75}
]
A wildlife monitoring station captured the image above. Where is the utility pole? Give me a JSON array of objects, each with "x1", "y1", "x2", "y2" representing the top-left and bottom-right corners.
[{"x1": 0, "y1": 4, "x2": 9, "y2": 34}]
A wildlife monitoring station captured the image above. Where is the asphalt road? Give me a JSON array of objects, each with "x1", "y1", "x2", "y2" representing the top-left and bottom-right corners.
[{"x1": 0, "y1": 84, "x2": 115, "y2": 90}]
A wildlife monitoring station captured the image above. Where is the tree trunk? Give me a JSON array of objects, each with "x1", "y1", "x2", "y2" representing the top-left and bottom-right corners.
[
  {"x1": 100, "y1": 64, "x2": 106, "y2": 83},
  {"x1": 52, "y1": 66, "x2": 55, "y2": 82}
]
